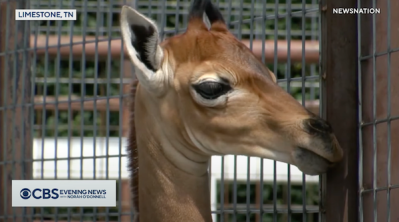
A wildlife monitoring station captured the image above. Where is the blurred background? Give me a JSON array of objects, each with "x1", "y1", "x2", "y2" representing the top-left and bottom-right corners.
[{"x1": 29, "y1": 0, "x2": 322, "y2": 221}]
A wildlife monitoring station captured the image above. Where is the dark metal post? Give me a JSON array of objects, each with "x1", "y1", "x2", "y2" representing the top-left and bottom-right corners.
[
  {"x1": 319, "y1": 0, "x2": 359, "y2": 222},
  {"x1": 0, "y1": 1, "x2": 32, "y2": 222}
]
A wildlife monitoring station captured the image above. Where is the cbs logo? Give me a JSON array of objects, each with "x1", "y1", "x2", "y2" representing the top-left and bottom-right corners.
[
  {"x1": 19, "y1": 188, "x2": 59, "y2": 199},
  {"x1": 20, "y1": 188, "x2": 31, "y2": 199}
]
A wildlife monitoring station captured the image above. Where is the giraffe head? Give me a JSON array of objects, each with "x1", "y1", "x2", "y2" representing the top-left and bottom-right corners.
[{"x1": 120, "y1": 0, "x2": 343, "y2": 175}]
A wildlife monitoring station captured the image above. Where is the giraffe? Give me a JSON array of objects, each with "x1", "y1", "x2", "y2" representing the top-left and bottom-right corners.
[{"x1": 120, "y1": 0, "x2": 343, "y2": 221}]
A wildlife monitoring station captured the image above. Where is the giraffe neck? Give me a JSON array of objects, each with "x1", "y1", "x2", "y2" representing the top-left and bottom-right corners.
[
  {"x1": 136, "y1": 134, "x2": 212, "y2": 222},
  {"x1": 129, "y1": 83, "x2": 213, "y2": 222}
]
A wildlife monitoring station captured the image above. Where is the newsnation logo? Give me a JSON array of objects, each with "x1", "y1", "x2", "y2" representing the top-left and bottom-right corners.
[{"x1": 12, "y1": 180, "x2": 116, "y2": 207}]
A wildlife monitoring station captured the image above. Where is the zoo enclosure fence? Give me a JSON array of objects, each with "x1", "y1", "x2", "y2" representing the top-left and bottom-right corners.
[{"x1": 1, "y1": 0, "x2": 323, "y2": 221}]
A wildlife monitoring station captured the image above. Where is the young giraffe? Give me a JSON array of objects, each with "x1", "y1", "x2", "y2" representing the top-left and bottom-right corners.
[{"x1": 120, "y1": 0, "x2": 343, "y2": 221}]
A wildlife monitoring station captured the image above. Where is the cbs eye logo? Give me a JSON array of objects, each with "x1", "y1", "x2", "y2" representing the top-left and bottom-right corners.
[{"x1": 20, "y1": 188, "x2": 31, "y2": 199}]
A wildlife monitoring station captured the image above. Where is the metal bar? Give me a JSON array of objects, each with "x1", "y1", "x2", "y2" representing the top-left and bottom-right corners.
[
  {"x1": 66, "y1": 0, "x2": 75, "y2": 220},
  {"x1": 300, "y1": 0, "x2": 307, "y2": 221},
  {"x1": 105, "y1": 1, "x2": 114, "y2": 221},
  {"x1": 0, "y1": 1, "x2": 32, "y2": 221},
  {"x1": 11, "y1": 3, "x2": 20, "y2": 220},
  {"x1": 236, "y1": 3, "x2": 244, "y2": 222},
  {"x1": 40, "y1": 6, "x2": 51, "y2": 221},
  {"x1": 91, "y1": 2, "x2": 100, "y2": 219},
  {"x1": 361, "y1": 185, "x2": 399, "y2": 193},
  {"x1": 385, "y1": 0, "x2": 392, "y2": 221},
  {"x1": 259, "y1": 0, "x2": 267, "y2": 220},
  {"x1": 285, "y1": 1, "x2": 292, "y2": 221},
  {"x1": 356, "y1": 0, "x2": 364, "y2": 221},
  {"x1": 273, "y1": 0, "x2": 279, "y2": 221},
  {"x1": 371, "y1": 1, "x2": 377, "y2": 221},
  {"x1": 79, "y1": 1, "x2": 89, "y2": 221},
  {"x1": 53, "y1": 1, "x2": 64, "y2": 220},
  {"x1": 29, "y1": 2, "x2": 40, "y2": 222},
  {"x1": 224, "y1": 1, "x2": 237, "y2": 221},
  {"x1": 247, "y1": 0, "x2": 255, "y2": 221},
  {"x1": 118, "y1": 28, "x2": 124, "y2": 222},
  {"x1": 0, "y1": 207, "x2": 319, "y2": 219},
  {"x1": 320, "y1": 0, "x2": 359, "y2": 221},
  {"x1": 31, "y1": 96, "x2": 127, "y2": 111},
  {"x1": 358, "y1": 47, "x2": 399, "y2": 60},
  {"x1": 16, "y1": 35, "x2": 320, "y2": 63}
]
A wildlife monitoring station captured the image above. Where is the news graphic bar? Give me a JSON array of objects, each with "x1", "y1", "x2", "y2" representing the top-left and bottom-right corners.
[
  {"x1": 12, "y1": 180, "x2": 116, "y2": 207},
  {"x1": 15, "y1": 9, "x2": 77, "y2": 20}
]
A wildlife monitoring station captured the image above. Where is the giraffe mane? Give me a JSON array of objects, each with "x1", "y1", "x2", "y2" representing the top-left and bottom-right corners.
[{"x1": 127, "y1": 79, "x2": 140, "y2": 222}]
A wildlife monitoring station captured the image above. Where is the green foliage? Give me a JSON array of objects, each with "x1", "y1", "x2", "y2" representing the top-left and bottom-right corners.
[{"x1": 216, "y1": 181, "x2": 320, "y2": 222}]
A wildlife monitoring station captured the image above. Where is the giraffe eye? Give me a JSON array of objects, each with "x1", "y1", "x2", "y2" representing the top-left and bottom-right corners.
[{"x1": 192, "y1": 81, "x2": 232, "y2": 100}]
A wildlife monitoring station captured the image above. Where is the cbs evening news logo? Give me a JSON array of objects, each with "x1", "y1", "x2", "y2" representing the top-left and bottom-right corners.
[
  {"x1": 20, "y1": 188, "x2": 107, "y2": 199},
  {"x1": 13, "y1": 180, "x2": 116, "y2": 207}
]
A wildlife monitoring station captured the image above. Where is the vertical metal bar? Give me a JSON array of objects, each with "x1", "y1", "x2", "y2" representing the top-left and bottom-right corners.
[
  {"x1": 105, "y1": 0, "x2": 114, "y2": 220},
  {"x1": 320, "y1": 0, "x2": 359, "y2": 221},
  {"x1": 118, "y1": 32, "x2": 123, "y2": 222},
  {"x1": 30, "y1": 4, "x2": 40, "y2": 222},
  {"x1": 356, "y1": 0, "x2": 363, "y2": 221},
  {"x1": 272, "y1": 0, "x2": 279, "y2": 221},
  {"x1": 148, "y1": 0, "x2": 153, "y2": 18},
  {"x1": 0, "y1": 1, "x2": 32, "y2": 221},
  {"x1": 217, "y1": 4, "x2": 226, "y2": 221},
  {"x1": 66, "y1": 0, "x2": 74, "y2": 179},
  {"x1": 54, "y1": 0, "x2": 64, "y2": 181},
  {"x1": 159, "y1": 0, "x2": 166, "y2": 40},
  {"x1": 223, "y1": 2, "x2": 236, "y2": 221},
  {"x1": 33, "y1": 1, "x2": 44, "y2": 221},
  {"x1": 385, "y1": 0, "x2": 392, "y2": 221},
  {"x1": 235, "y1": 1, "x2": 244, "y2": 221},
  {"x1": 246, "y1": 157, "x2": 250, "y2": 222},
  {"x1": 300, "y1": 0, "x2": 307, "y2": 221},
  {"x1": 40, "y1": 11, "x2": 51, "y2": 221},
  {"x1": 309, "y1": 0, "x2": 317, "y2": 101},
  {"x1": 11, "y1": 2, "x2": 20, "y2": 220},
  {"x1": 259, "y1": 0, "x2": 267, "y2": 220},
  {"x1": 371, "y1": 0, "x2": 377, "y2": 221},
  {"x1": 92, "y1": 0, "x2": 101, "y2": 220},
  {"x1": 182, "y1": 0, "x2": 188, "y2": 28},
  {"x1": 1, "y1": 3, "x2": 11, "y2": 220},
  {"x1": 220, "y1": 157, "x2": 225, "y2": 221},
  {"x1": 246, "y1": 1, "x2": 255, "y2": 221},
  {"x1": 174, "y1": 0, "x2": 181, "y2": 34},
  {"x1": 66, "y1": 1, "x2": 75, "y2": 222},
  {"x1": 53, "y1": 0, "x2": 64, "y2": 221},
  {"x1": 22, "y1": 2, "x2": 31, "y2": 221},
  {"x1": 80, "y1": 0, "x2": 89, "y2": 221},
  {"x1": 285, "y1": 1, "x2": 292, "y2": 221},
  {"x1": 233, "y1": 153, "x2": 237, "y2": 222}
]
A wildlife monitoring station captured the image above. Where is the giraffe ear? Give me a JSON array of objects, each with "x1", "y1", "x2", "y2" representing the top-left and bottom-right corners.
[{"x1": 120, "y1": 5, "x2": 168, "y2": 95}]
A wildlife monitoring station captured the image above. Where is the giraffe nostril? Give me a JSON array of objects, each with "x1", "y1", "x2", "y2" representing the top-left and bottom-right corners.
[{"x1": 305, "y1": 118, "x2": 332, "y2": 135}]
